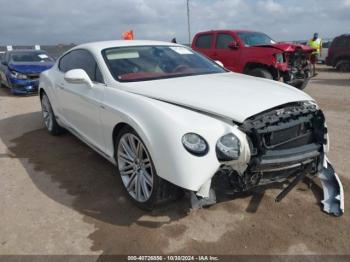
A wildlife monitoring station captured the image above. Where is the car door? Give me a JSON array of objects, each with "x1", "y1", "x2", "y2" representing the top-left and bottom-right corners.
[
  {"x1": 56, "y1": 49, "x2": 106, "y2": 151},
  {"x1": 193, "y1": 33, "x2": 215, "y2": 59},
  {"x1": 213, "y1": 33, "x2": 241, "y2": 72},
  {"x1": 335, "y1": 37, "x2": 350, "y2": 60}
]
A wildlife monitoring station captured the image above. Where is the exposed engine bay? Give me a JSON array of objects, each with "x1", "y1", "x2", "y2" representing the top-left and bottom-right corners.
[
  {"x1": 240, "y1": 102, "x2": 323, "y2": 177},
  {"x1": 283, "y1": 48, "x2": 313, "y2": 89}
]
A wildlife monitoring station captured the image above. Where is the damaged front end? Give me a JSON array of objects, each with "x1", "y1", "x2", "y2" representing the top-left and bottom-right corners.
[
  {"x1": 282, "y1": 48, "x2": 313, "y2": 90},
  {"x1": 193, "y1": 102, "x2": 344, "y2": 216}
]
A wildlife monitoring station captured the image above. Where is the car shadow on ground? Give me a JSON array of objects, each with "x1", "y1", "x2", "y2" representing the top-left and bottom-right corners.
[
  {"x1": 0, "y1": 112, "x2": 191, "y2": 229},
  {"x1": 217, "y1": 179, "x2": 324, "y2": 215}
]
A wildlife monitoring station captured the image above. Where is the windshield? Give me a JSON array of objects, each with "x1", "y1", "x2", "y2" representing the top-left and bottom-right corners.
[
  {"x1": 102, "y1": 46, "x2": 226, "y2": 82},
  {"x1": 10, "y1": 51, "x2": 54, "y2": 62},
  {"x1": 237, "y1": 32, "x2": 276, "y2": 47}
]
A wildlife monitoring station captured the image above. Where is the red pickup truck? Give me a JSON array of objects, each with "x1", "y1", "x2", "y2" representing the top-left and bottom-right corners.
[{"x1": 192, "y1": 30, "x2": 314, "y2": 89}]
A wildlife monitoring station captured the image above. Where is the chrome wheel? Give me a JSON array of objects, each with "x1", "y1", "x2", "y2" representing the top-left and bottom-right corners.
[
  {"x1": 117, "y1": 133, "x2": 154, "y2": 202},
  {"x1": 41, "y1": 95, "x2": 53, "y2": 131}
]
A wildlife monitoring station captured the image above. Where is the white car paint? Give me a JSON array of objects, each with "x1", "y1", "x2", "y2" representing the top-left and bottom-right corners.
[
  {"x1": 119, "y1": 72, "x2": 312, "y2": 123},
  {"x1": 39, "y1": 40, "x2": 343, "y2": 215}
]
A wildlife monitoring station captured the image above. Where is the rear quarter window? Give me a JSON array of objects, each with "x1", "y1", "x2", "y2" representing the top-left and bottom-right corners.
[{"x1": 195, "y1": 34, "x2": 213, "y2": 49}]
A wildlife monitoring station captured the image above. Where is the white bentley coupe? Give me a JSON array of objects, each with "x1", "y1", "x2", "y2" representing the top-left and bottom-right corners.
[{"x1": 39, "y1": 40, "x2": 344, "y2": 216}]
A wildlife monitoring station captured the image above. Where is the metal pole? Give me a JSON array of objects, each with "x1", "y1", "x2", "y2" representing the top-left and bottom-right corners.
[{"x1": 187, "y1": 0, "x2": 191, "y2": 45}]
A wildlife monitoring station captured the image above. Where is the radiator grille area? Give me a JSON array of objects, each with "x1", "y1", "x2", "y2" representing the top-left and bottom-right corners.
[{"x1": 240, "y1": 102, "x2": 326, "y2": 171}]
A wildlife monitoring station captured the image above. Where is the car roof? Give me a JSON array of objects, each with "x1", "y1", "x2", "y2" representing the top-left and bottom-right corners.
[
  {"x1": 6, "y1": 49, "x2": 47, "y2": 54},
  {"x1": 74, "y1": 40, "x2": 182, "y2": 52},
  {"x1": 195, "y1": 29, "x2": 260, "y2": 35},
  {"x1": 335, "y1": 34, "x2": 350, "y2": 39}
]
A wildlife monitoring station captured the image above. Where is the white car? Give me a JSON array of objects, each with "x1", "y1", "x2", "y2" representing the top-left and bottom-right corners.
[{"x1": 39, "y1": 40, "x2": 344, "y2": 216}]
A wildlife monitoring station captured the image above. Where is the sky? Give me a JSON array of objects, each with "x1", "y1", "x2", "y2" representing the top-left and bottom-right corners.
[{"x1": 0, "y1": 0, "x2": 349, "y2": 45}]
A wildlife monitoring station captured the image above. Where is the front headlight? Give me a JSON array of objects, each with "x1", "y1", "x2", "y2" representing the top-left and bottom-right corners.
[
  {"x1": 10, "y1": 71, "x2": 28, "y2": 80},
  {"x1": 216, "y1": 133, "x2": 240, "y2": 161},
  {"x1": 182, "y1": 133, "x2": 208, "y2": 156}
]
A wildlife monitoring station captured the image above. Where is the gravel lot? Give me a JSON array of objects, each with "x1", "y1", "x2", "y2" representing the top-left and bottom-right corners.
[{"x1": 0, "y1": 65, "x2": 349, "y2": 256}]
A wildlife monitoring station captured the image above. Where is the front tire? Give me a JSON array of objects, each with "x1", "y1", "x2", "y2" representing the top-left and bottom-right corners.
[
  {"x1": 41, "y1": 93, "x2": 65, "y2": 135},
  {"x1": 246, "y1": 68, "x2": 273, "y2": 79},
  {"x1": 336, "y1": 59, "x2": 350, "y2": 72},
  {"x1": 115, "y1": 126, "x2": 182, "y2": 210},
  {"x1": 291, "y1": 78, "x2": 309, "y2": 90}
]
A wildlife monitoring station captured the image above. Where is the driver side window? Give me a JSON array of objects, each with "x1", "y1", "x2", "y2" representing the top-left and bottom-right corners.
[
  {"x1": 216, "y1": 34, "x2": 235, "y2": 49},
  {"x1": 59, "y1": 49, "x2": 104, "y2": 84}
]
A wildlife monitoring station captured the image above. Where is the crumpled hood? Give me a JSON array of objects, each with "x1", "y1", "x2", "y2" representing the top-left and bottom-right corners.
[
  {"x1": 119, "y1": 72, "x2": 313, "y2": 123},
  {"x1": 9, "y1": 62, "x2": 54, "y2": 74},
  {"x1": 256, "y1": 42, "x2": 314, "y2": 53}
]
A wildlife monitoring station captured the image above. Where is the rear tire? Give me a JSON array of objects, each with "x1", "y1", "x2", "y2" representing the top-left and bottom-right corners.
[
  {"x1": 115, "y1": 126, "x2": 182, "y2": 210},
  {"x1": 41, "y1": 93, "x2": 65, "y2": 135},
  {"x1": 336, "y1": 60, "x2": 350, "y2": 72},
  {"x1": 247, "y1": 68, "x2": 273, "y2": 79}
]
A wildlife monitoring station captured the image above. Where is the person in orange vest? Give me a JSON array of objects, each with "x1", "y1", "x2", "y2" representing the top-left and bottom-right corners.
[
  {"x1": 123, "y1": 30, "x2": 134, "y2": 40},
  {"x1": 308, "y1": 32, "x2": 322, "y2": 76}
]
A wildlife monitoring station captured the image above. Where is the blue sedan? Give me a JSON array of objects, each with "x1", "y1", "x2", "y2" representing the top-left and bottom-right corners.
[{"x1": 0, "y1": 50, "x2": 55, "y2": 95}]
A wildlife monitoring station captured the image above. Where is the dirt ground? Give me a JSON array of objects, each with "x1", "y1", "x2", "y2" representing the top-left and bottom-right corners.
[{"x1": 0, "y1": 65, "x2": 349, "y2": 257}]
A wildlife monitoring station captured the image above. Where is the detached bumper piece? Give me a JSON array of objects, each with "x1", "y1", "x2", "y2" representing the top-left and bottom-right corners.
[
  {"x1": 190, "y1": 189, "x2": 216, "y2": 210},
  {"x1": 262, "y1": 157, "x2": 344, "y2": 217},
  {"x1": 275, "y1": 167, "x2": 308, "y2": 203},
  {"x1": 319, "y1": 158, "x2": 344, "y2": 217}
]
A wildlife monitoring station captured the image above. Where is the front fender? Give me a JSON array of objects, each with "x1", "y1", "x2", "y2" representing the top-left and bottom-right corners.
[{"x1": 101, "y1": 87, "x2": 251, "y2": 191}]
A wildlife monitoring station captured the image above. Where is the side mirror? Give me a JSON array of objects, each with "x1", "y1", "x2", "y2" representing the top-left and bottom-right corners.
[
  {"x1": 228, "y1": 40, "x2": 240, "y2": 49},
  {"x1": 214, "y1": 60, "x2": 224, "y2": 67},
  {"x1": 64, "y1": 69, "x2": 93, "y2": 88}
]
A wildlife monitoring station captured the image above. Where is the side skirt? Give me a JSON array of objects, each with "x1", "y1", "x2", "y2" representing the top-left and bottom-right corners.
[{"x1": 64, "y1": 123, "x2": 116, "y2": 165}]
